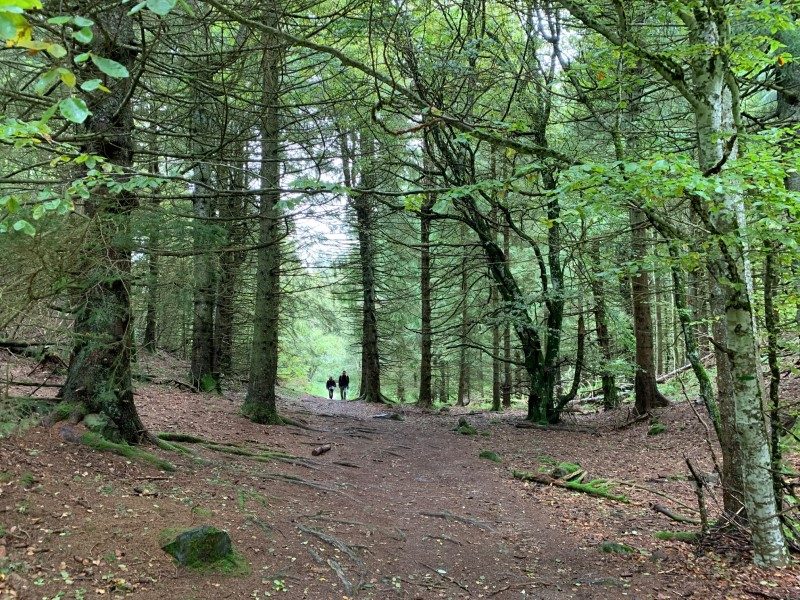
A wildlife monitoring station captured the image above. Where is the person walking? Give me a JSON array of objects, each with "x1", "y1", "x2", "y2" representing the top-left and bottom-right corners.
[
  {"x1": 338, "y1": 370, "x2": 350, "y2": 400},
  {"x1": 325, "y1": 376, "x2": 337, "y2": 399}
]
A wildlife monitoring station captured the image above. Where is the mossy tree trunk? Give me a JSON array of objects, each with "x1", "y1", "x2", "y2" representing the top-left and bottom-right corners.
[{"x1": 60, "y1": 3, "x2": 147, "y2": 443}]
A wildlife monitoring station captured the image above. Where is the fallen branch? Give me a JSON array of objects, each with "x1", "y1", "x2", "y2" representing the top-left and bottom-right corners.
[
  {"x1": 651, "y1": 503, "x2": 701, "y2": 525},
  {"x1": 512, "y1": 470, "x2": 629, "y2": 503},
  {"x1": 312, "y1": 443, "x2": 332, "y2": 456}
]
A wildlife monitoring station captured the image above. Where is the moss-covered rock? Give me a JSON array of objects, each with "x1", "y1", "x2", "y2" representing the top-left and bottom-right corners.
[
  {"x1": 161, "y1": 526, "x2": 247, "y2": 574},
  {"x1": 454, "y1": 417, "x2": 477, "y2": 435}
]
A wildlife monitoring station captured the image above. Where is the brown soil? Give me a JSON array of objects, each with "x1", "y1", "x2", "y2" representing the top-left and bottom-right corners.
[{"x1": 1, "y1": 352, "x2": 799, "y2": 599}]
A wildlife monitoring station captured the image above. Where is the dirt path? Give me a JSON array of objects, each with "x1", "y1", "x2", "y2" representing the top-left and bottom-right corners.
[{"x1": 2, "y1": 378, "x2": 800, "y2": 599}]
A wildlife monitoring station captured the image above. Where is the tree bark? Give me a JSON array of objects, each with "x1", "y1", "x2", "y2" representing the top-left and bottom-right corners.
[
  {"x1": 188, "y1": 60, "x2": 218, "y2": 391},
  {"x1": 60, "y1": 3, "x2": 147, "y2": 443},
  {"x1": 589, "y1": 241, "x2": 618, "y2": 409},
  {"x1": 630, "y1": 207, "x2": 668, "y2": 414},
  {"x1": 243, "y1": 16, "x2": 283, "y2": 424},
  {"x1": 417, "y1": 150, "x2": 434, "y2": 408},
  {"x1": 354, "y1": 131, "x2": 387, "y2": 403},
  {"x1": 502, "y1": 223, "x2": 512, "y2": 408}
]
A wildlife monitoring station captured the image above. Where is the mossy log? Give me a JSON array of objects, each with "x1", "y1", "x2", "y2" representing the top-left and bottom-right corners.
[{"x1": 512, "y1": 469, "x2": 629, "y2": 503}]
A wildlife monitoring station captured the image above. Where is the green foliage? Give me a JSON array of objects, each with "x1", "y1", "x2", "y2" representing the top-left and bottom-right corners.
[
  {"x1": 479, "y1": 450, "x2": 501, "y2": 462},
  {"x1": 599, "y1": 541, "x2": 634, "y2": 554},
  {"x1": 648, "y1": 422, "x2": 667, "y2": 436},
  {"x1": 654, "y1": 531, "x2": 698, "y2": 543},
  {"x1": 0, "y1": 396, "x2": 53, "y2": 438}
]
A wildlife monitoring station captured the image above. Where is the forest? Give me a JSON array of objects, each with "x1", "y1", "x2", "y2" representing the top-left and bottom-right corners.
[{"x1": 1, "y1": 0, "x2": 800, "y2": 597}]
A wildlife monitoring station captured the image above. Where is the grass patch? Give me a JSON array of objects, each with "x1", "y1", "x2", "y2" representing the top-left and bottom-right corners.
[
  {"x1": 19, "y1": 472, "x2": 35, "y2": 488},
  {"x1": 648, "y1": 422, "x2": 667, "y2": 436},
  {"x1": 479, "y1": 450, "x2": 502, "y2": 463},
  {"x1": 0, "y1": 396, "x2": 55, "y2": 438},
  {"x1": 655, "y1": 531, "x2": 698, "y2": 543},
  {"x1": 600, "y1": 541, "x2": 634, "y2": 554},
  {"x1": 80, "y1": 432, "x2": 175, "y2": 472}
]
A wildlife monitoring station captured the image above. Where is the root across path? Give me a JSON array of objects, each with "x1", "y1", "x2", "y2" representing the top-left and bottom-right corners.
[{"x1": 1, "y1": 379, "x2": 799, "y2": 599}]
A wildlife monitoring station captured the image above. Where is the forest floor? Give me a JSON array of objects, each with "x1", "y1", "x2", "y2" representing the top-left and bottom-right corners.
[{"x1": 1, "y1": 351, "x2": 800, "y2": 599}]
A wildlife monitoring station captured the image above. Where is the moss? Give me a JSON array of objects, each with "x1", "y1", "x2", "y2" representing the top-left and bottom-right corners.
[
  {"x1": 454, "y1": 418, "x2": 478, "y2": 435},
  {"x1": 600, "y1": 541, "x2": 634, "y2": 554},
  {"x1": 655, "y1": 531, "x2": 698, "y2": 543},
  {"x1": 50, "y1": 401, "x2": 88, "y2": 423},
  {"x1": 191, "y1": 506, "x2": 213, "y2": 519},
  {"x1": 479, "y1": 450, "x2": 502, "y2": 463},
  {"x1": 160, "y1": 526, "x2": 250, "y2": 576},
  {"x1": 158, "y1": 432, "x2": 210, "y2": 444},
  {"x1": 80, "y1": 432, "x2": 175, "y2": 472},
  {"x1": 648, "y1": 422, "x2": 667, "y2": 436},
  {"x1": 565, "y1": 479, "x2": 629, "y2": 503}
]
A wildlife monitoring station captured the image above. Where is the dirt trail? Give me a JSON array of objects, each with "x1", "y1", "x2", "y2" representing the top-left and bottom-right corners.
[{"x1": 2, "y1": 374, "x2": 800, "y2": 599}]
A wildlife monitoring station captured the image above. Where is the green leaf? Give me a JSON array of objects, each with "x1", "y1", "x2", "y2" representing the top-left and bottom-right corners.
[
  {"x1": 47, "y1": 15, "x2": 72, "y2": 25},
  {"x1": 90, "y1": 54, "x2": 129, "y2": 78},
  {"x1": 0, "y1": 0, "x2": 42, "y2": 9},
  {"x1": 46, "y1": 43, "x2": 67, "y2": 58},
  {"x1": 145, "y1": 0, "x2": 176, "y2": 15},
  {"x1": 79, "y1": 78, "x2": 102, "y2": 91},
  {"x1": 0, "y1": 12, "x2": 22, "y2": 40},
  {"x1": 71, "y1": 16, "x2": 93, "y2": 27},
  {"x1": 34, "y1": 69, "x2": 59, "y2": 95},
  {"x1": 72, "y1": 26, "x2": 92, "y2": 43},
  {"x1": 59, "y1": 97, "x2": 90, "y2": 124},
  {"x1": 74, "y1": 52, "x2": 90, "y2": 64},
  {"x1": 127, "y1": 1, "x2": 146, "y2": 15},
  {"x1": 58, "y1": 67, "x2": 76, "y2": 87},
  {"x1": 12, "y1": 219, "x2": 35, "y2": 236}
]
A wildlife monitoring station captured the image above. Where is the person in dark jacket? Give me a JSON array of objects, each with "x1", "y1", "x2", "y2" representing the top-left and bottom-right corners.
[
  {"x1": 338, "y1": 371, "x2": 350, "y2": 400},
  {"x1": 325, "y1": 376, "x2": 336, "y2": 399}
]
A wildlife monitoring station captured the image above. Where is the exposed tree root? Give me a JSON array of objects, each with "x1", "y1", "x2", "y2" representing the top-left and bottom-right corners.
[
  {"x1": 297, "y1": 524, "x2": 366, "y2": 568},
  {"x1": 156, "y1": 431, "x2": 298, "y2": 464},
  {"x1": 79, "y1": 431, "x2": 175, "y2": 472}
]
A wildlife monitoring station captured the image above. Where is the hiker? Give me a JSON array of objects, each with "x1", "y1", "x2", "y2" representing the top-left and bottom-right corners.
[
  {"x1": 338, "y1": 370, "x2": 350, "y2": 400},
  {"x1": 325, "y1": 376, "x2": 336, "y2": 399}
]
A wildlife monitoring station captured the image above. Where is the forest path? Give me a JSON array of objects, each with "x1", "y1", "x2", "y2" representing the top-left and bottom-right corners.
[{"x1": 4, "y1": 370, "x2": 796, "y2": 599}]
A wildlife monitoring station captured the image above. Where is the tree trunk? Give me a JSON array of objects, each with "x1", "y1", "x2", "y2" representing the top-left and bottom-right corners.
[
  {"x1": 243, "y1": 19, "x2": 283, "y2": 424},
  {"x1": 60, "y1": 3, "x2": 146, "y2": 443},
  {"x1": 491, "y1": 284, "x2": 501, "y2": 411},
  {"x1": 188, "y1": 80, "x2": 218, "y2": 392},
  {"x1": 214, "y1": 152, "x2": 248, "y2": 382},
  {"x1": 417, "y1": 152, "x2": 434, "y2": 408},
  {"x1": 630, "y1": 206, "x2": 668, "y2": 414},
  {"x1": 589, "y1": 241, "x2": 618, "y2": 409},
  {"x1": 354, "y1": 131, "x2": 387, "y2": 403},
  {"x1": 143, "y1": 211, "x2": 159, "y2": 353},
  {"x1": 690, "y1": 12, "x2": 787, "y2": 566},
  {"x1": 457, "y1": 242, "x2": 469, "y2": 407},
  {"x1": 502, "y1": 224, "x2": 512, "y2": 408}
]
